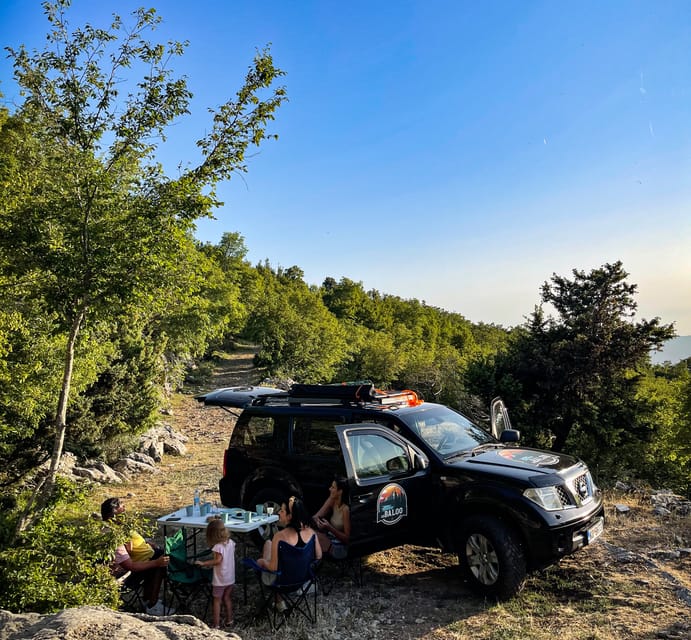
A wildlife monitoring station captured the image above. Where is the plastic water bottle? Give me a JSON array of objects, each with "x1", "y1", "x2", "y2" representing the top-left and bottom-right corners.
[{"x1": 193, "y1": 488, "x2": 201, "y2": 516}]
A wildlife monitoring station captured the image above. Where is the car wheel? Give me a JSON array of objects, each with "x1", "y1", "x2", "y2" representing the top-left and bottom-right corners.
[
  {"x1": 458, "y1": 515, "x2": 526, "y2": 599},
  {"x1": 246, "y1": 487, "x2": 286, "y2": 549}
]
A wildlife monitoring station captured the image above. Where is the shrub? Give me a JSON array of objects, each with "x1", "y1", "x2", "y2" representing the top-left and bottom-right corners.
[{"x1": 0, "y1": 479, "x2": 148, "y2": 613}]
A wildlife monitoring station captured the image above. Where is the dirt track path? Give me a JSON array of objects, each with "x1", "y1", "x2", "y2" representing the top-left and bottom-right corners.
[{"x1": 97, "y1": 347, "x2": 263, "y2": 518}]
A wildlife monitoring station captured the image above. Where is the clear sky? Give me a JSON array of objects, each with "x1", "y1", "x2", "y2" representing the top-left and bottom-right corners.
[{"x1": 2, "y1": 1, "x2": 690, "y2": 333}]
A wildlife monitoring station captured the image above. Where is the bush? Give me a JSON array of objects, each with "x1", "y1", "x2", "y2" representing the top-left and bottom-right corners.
[{"x1": 0, "y1": 479, "x2": 146, "y2": 613}]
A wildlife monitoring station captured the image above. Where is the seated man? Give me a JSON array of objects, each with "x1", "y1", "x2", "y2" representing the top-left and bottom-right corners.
[{"x1": 101, "y1": 497, "x2": 169, "y2": 615}]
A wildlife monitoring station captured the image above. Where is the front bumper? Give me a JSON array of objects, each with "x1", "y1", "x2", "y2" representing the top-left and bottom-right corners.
[{"x1": 528, "y1": 503, "x2": 606, "y2": 569}]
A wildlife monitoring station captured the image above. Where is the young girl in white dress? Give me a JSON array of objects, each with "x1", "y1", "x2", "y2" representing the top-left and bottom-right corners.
[{"x1": 196, "y1": 518, "x2": 235, "y2": 628}]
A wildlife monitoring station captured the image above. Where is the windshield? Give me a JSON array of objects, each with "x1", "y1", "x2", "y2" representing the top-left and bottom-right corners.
[{"x1": 399, "y1": 404, "x2": 495, "y2": 457}]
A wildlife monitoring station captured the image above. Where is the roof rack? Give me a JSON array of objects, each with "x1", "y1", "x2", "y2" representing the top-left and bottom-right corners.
[{"x1": 252, "y1": 383, "x2": 423, "y2": 408}]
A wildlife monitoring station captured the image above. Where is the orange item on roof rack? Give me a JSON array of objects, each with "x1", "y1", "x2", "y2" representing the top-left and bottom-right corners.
[{"x1": 373, "y1": 388, "x2": 423, "y2": 406}]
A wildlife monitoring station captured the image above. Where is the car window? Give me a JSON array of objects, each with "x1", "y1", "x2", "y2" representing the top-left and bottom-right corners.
[
  {"x1": 232, "y1": 414, "x2": 289, "y2": 451},
  {"x1": 348, "y1": 433, "x2": 409, "y2": 479},
  {"x1": 293, "y1": 416, "x2": 342, "y2": 455},
  {"x1": 400, "y1": 404, "x2": 494, "y2": 456}
]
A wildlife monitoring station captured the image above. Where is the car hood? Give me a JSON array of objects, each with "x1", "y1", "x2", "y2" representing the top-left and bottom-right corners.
[
  {"x1": 460, "y1": 446, "x2": 580, "y2": 474},
  {"x1": 195, "y1": 386, "x2": 284, "y2": 408}
]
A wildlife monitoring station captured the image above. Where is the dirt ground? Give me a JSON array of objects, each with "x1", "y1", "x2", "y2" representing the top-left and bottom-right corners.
[{"x1": 102, "y1": 347, "x2": 691, "y2": 640}]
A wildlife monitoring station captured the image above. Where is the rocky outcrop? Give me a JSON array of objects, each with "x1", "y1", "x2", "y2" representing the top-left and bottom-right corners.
[
  {"x1": 613, "y1": 482, "x2": 691, "y2": 516},
  {"x1": 603, "y1": 541, "x2": 691, "y2": 607},
  {"x1": 0, "y1": 607, "x2": 241, "y2": 640},
  {"x1": 650, "y1": 489, "x2": 691, "y2": 517},
  {"x1": 112, "y1": 452, "x2": 161, "y2": 477},
  {"x1": 139, "y1": 424, "x2": 188, "y2": 461},
  {"x1": 47, "y1": 424, "x2": 188, "y2": 486},
  {"x1": 72, "y1": 461, "x2": 127, "y2": 484}
]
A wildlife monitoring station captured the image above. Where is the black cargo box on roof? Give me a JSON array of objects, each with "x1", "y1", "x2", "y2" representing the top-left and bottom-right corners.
[
  {"x1": 288, "y1": 383, "x2": 376, "y2": 402},
  {"x1": 195, "y1": 385, "x2": 285, "y2": 408}
]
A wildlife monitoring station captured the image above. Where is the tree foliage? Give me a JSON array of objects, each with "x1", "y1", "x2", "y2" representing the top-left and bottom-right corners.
[
  {"x1": 317, "y1": 276, "x2": 508, "y2": 402},
  {"x1": 0, "y1": 0, "x2": 286, "y2": 513},
  {"x1": 0, "y1": 479, "x2": 151, "y2": 613},
  {"x1": 466, "y1": 262, "x2": 678, "y2": 477},
  {"x1": 245, "y1": 265, "x2": 350, "y2": 382},
  {"x1": 633, "y1": 362, "x2": 691, "y2": 489}
]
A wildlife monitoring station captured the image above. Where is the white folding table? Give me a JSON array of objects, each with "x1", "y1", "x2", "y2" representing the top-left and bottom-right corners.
[{"x1": 157, "y1": 507, "x2": 279, "y2": 603}]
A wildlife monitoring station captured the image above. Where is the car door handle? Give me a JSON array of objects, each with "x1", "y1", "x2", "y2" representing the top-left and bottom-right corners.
[{"x1": 354, "y1": 492, "x2": 374, "y2": 502}]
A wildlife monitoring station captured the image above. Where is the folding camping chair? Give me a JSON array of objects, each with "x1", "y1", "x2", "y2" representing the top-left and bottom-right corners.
[
  {"x1": 164, "y1": 528, "x2": 213, "y2": 619},
  {"x1": 117, "y1": 570, "x2": 147, "y2": 612},
  {"x1": 318, "y1": 548, "x2": 363, "y2": 596},
  {"x1": 242, "y1": 536, "x2": 319, "y2": 631}
]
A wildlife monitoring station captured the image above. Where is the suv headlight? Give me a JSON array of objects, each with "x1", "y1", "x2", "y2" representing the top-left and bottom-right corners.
[{"x1": 523, "y1": 486, "x2": 565, "y2": 511}]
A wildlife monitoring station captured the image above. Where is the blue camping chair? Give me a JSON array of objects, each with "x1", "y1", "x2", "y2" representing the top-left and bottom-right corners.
[{"x1": 243, "y1": 536, "x2": 319, "y2": 630}]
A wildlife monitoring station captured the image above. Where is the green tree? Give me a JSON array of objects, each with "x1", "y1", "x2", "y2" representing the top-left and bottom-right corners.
[
  {"x1": 0, "y1": 479, "x2": 147, "y2": 613},
  {"x1": 0, "y1": 1, "x2": 286, "y2": 519},
  {"x1": 322, "y1": 277, "x2": 376, "y2": 324},
  {"x1": 334, "y1": 327, "x2": 404, "y2": 386},
  {"x1": 151, "y1": 231, "x2": 246, "y2": 368},
  {"x1": 246, "y1": 266, "x2": 350, "y2": 382},
  {"x1": 197, "y1": 231, "x2": 261, "y2": 350},
  {"x1": 633, "y1": 362, "x2": 691, "y2": 490},
  {"x1": 468, "y1": 262, "x2": 676, "y2": 463},
  {"x1": 320, "y1": 277, "x2": 505, "y2": 402},
  {"x1": 64, "y1": 325, "x2": 162, "y2": 460}
]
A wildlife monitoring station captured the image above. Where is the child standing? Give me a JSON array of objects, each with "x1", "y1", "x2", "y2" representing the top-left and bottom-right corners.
[{"x1": 195, "y1": 518, "x2": 235, "y2": 628}]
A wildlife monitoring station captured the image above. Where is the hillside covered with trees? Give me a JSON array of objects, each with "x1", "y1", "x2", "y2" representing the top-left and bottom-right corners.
[{"x1": 0, "y1": 0, "x2": 689, "y2": 615}]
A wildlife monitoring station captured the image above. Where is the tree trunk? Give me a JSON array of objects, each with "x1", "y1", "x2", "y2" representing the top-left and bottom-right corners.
[
  {"x1": 44, "y1": 307, "x2": 86, "y2": 496},
  {"x1": 14, "y1": 307, "x2": 86, "y2": 538}
]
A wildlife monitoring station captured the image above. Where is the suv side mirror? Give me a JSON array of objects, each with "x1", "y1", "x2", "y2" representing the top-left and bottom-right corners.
[
  {"x1": 386, "y1": 455, "x2": 410, "y2": 474},
  {"x1": 499, "y1": 429, "x2": 520, "y2": 443}
]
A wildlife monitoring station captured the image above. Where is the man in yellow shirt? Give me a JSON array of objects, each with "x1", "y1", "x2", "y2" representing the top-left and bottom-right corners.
[{"x1": 101, "y1": 497, "x2": 169, "y2": 615}]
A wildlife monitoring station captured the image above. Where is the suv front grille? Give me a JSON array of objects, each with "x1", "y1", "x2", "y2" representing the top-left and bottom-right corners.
[
  {"x1": 556, "y1": 485, "x2": 572, "y2": 507},
  {"x1": 554, "y1": 472, "x2": 594, "y2": 508},
  {"x1": 570, "y1": 472, "x2": 594, "y2": 506}
]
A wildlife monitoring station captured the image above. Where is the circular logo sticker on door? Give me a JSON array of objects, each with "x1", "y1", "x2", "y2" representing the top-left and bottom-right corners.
[{"x1": 376, "y1": 483, "x2": 408, "y2": 525}]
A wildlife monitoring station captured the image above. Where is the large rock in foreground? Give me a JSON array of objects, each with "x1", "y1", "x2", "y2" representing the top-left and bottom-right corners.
[{"x1": 0, "y1": 607, "x2": 240, "y2": 640}]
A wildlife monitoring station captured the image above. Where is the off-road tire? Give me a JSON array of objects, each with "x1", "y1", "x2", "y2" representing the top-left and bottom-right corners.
[{"x1": 458, "y1": 514, "x2": 526, "y2": 599}]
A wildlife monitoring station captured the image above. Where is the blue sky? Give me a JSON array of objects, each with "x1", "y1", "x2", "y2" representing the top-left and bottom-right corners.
[{"x1": 2, "y1": 1, "x2": 690, "y2": 333}]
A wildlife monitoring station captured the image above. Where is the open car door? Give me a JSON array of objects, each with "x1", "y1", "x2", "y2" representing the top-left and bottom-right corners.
[
  {"x1": 335, "y1": 423, "x2": 434, "y2": 556},
  {"x1": 490, "y1": 397, "x2": 520, "y2": 442}
]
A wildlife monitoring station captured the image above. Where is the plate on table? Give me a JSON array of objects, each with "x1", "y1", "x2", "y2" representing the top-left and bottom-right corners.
[{"x1": 228, "y1": 508, "x2": 245, "y2": 519}]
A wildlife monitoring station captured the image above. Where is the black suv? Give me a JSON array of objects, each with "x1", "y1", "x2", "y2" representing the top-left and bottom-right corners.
[{"x1": 197, "y1": 383, "x2": 604, "y2": 599}]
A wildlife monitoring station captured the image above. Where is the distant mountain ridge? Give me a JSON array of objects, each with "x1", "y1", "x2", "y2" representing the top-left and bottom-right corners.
[{"x1": 650, "y1": 335, "x2": 691, "y2": 364}]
